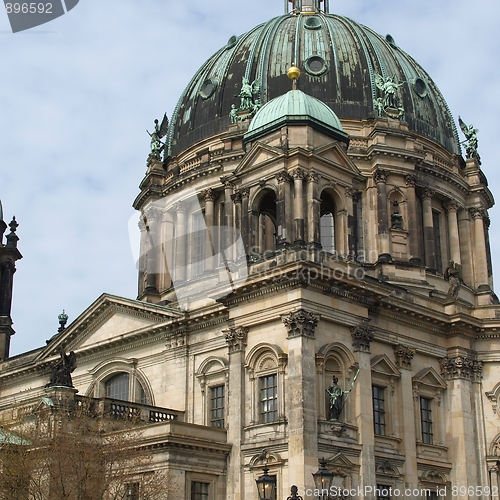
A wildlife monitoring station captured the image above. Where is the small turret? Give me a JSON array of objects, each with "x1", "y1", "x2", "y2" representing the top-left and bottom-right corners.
[{"x1": 0, "y1": 201, "x2": 22, "y2": 360}]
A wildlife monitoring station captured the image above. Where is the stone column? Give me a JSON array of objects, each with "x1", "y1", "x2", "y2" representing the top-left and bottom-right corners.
[
  {"x1": 393, "y1": 345, "x2": 418, "y2": 490},
  {"x1": 489, "y1": 465, "x2": 499, "y2": 498},
  {"x1": 225, "y1": 326, "x2": 249, "y2": 500},
  {"x1": 374, "y1": 169, "x2": 391, "y2": 261},
  {"x1": 144, "y1": 207, "x2": 161, "y2": 293},
  {"x1": 203, "y1": 189, "x2": 216, "y2": 272},
  {"x1": 440, "y1": 355, "x2": 483, "y2": 500},
  {"x1": 282, "y1": 309, "x2": 320, "y2": 494},
  {"x1": 306, "y1": 171, "x2": 321, "y2": 248},
  {"x1": 345, "y1": 187, "x2": 356, "y2": 258},
  {"x1": 137, "y1": 218, "x2": 147, "y2": 296},
  {"x1": 292, "y1": 168, "x2": 306, "y2": 246},
  {"x1": 421, "y1": 187, "x2": 436, "y2": 272},
  {"x1": 276, "y1": 171, "x2": 292, "y2": 248},
  {"x1": 241, "y1": 188, "x2": 250, "y2": 255},
  {"x1": 444, "y1": 201, "x2": 461, "y2": 265},
  {"x1": 458, "y1": 208, "x2": 473, "y2": 287},
  {"x1": 470, "y1": 207, "x2": 490, "y2": 291},
  {"x1": 231, "y1": 191, "x2": 243, "y2": 261},
  {"x1": 174, "y1": 202, "x2": 187, "y2": 282},
  {"x1": 405, "y1": 175, "x2": 422, "y2": 264},
  {"x1": 350, "y1": 322, "x2": 376, "y2": 500},
  {"x1": 315, "y1": 354, "x2": 326, "y2": 421},
  {"x1": 222, "y1": 177, "x2": 235, "y2": 262}
]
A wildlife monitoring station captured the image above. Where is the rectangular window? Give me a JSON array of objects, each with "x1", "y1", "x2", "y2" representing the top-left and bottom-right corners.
[
  {"x1": 420, "y1": 397, "x2": 433, "y2": 444},
  {"x1": 125, "y1": 483, "x2": 140, "y2": 500},
  {"x1": 191, "y1": 481, "x2": 209, "y2": 500},
  {"x1": 260, "y1": 374, "x2": 278, "y2": 423},
  {"x1": 210, "y1": 385, "x2": 225, "y2": 428},
  {"x1": 432, "y1": 211, "x2": 443, "y2": 274},
  {"x1": 192, "y1": 211, "x2": 206, "y2": 277},
  {"x1": 376, "y1": 485, "x2": 392, "y2": 500},
  {"x1": 372, "y1": 386, "x2": 386, "y2": 436}
]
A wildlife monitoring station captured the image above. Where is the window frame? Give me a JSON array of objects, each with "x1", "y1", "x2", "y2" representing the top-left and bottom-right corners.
[
  {"x1": 210, "y1": 384, "x2": 225, "y2": 429},
  {"x1": 259, "y1": 373, "x2": 278, "y2": 424},
  {"x1": 372, "y1": 385, "x2": 386, "y2": 436},
  {"x1": 420, "y1": 396, "x2": 433, "y2": 445}
]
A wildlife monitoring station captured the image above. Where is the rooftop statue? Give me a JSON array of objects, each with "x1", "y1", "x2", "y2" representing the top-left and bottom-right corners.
[
  {"x1": 375, "y1": 74, "x2": 404, "y2": 118},
  {"x1": 229, "y1": 77, "x2": 261, "y2": 122},
  {"x1": 459, "y1": 116, "x2": 480, "y2": 163},
  {"x1": 47, "y1": 345, "x2": 77, "y2": 388},
  {"x1": 147, "y1": 113, "x2": 169, "y2": 160}
]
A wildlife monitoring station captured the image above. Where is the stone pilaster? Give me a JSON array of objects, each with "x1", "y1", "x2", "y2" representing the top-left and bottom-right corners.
[
  {"x1": 240, "y1": 188, "x2": 250, "y2": 254},
  {"x1": 282, "y1": 309, "x2": 319, "y2": 493},
  {"x1": 458, "y1": 208, "x2": 473, "y2": 287},
  {"x1": 292, "y1": 168, "x2": 306, "y2": 245},
  {"x1": 144, "y1": 207, "x2": 162, "y2": 293},
  {"x1": 221, "y1": 177, "x2": 235, "y2": 262},
  {"x1": 203, "y1": 189, "x2": 217, "y2": 272},
  {"x1": 225, "y1": 326, "x2": 249, "y2": 500},
  {"x1": 440, "y1": 354, "x2": 483, "y2": 499},
  {"x1": 374, "y1": 169, "x2": 391, "y2": 261},
  {"x1": 276, "y1": 171, "x2": 292, "y2": 248},
  {"x1": 350, "y1": 322, "x2": 376, "y2": 499},
  {"x1": 421, "y1": 187, "x2": 436, "y2": 271}
]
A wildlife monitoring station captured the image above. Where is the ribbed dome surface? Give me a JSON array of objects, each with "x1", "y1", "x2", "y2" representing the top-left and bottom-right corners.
[
  {"x1": 245, "y1": 88, "x2": 347, "y2": 141},
  {"x1": 167, "y1": 13, "x2": 460, "y2": 156}
]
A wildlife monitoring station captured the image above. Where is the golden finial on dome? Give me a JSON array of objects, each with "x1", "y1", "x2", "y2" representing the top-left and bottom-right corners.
[{"x1": 287, "y1": 64, "x2": 301, "y2": 90}]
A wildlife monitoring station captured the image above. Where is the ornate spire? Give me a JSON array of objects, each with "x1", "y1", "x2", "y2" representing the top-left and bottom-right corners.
[{"x1": 286, "y1": 0, "x2": 328, "y2": 15}]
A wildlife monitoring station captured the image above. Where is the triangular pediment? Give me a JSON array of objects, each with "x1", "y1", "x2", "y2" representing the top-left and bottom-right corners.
[
  {"x1": 233, "y1": 143, "x2": 283, "y2": 176},
  {"x1": 371, "y1": 354, "x2": 401, "y2": 378},
  {"x1": 35, "y1": 294, "x2": 183, "y2": 362},
  {"x1": 328, "y1": 452, "x2": 356, "y2": 468},
  {"x1": 413, "y1": 367, "x2": 446, "y2": 389},
  {"x1": 312, "y1": 142, "x2": 363, "y2": 178}
]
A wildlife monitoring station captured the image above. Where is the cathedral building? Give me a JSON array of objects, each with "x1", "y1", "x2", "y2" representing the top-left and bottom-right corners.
[{"x1": 1, "y1": 1, "x2": 500, "y2": 499}]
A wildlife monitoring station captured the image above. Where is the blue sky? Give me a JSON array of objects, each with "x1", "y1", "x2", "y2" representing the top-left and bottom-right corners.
[{"x1": 1, "y1": 0, "x2": 499, "y2": 355}]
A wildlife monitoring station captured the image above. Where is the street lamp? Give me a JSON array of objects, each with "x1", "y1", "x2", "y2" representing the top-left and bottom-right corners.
[
  {"x1": 312, "y1": 458, "x2": 334, "y2": 499},
  {"x1": 256, "y1": 467, "x2": 276, "y2": 500}
]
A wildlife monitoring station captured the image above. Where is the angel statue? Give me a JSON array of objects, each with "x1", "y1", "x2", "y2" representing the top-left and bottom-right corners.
[
  {"x1": 375, "y1": 74, "x2": 404, "y2": 110},
  {"x1": 147, "y1": 113, "x2": 169, "y2": 160},
  {"x1": 459, "y1": 117, "x2": 480, "y2": 162},
  {"x1": 47, "y1": 345, "x2": 77, "y2": 388},
  {"x1": 236, "y1": 77, "x2": 261, "y2": 113}
]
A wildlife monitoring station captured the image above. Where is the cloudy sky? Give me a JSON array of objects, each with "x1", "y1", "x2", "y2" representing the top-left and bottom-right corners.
[{"x1": 1, "y1": 0, "x2": 499, "y2": 355}]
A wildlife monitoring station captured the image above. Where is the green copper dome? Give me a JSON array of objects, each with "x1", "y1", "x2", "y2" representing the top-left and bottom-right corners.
[
  {"x1": 245, "y1": 88, "x2": 348, "y2": 142},
  {"x1": 167, "y1": 13, "x2": 460, "y2": 156}
]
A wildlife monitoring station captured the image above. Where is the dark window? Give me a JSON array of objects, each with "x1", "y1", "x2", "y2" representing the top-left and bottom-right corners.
[
  {"x1": 125, "y1": 483, "x2": 140, "y2": 500},
  {"x1": 420, "y1": 397, "x2": 433, "y2": 444},
  {"x1": 432, "y1": 211, "x2": 443, "y2": 274},
  {"x1": 192, "y1": 211, "x2": 206, "y2": 276},
  {"x1": 260, "y1": 374, "x2": 278, "y2": 423},
  {"x1": 106, "y1": 373, "x2": 129, "y2": 401},
  {"x1": 376, "y1": 485, "x2": 392, "y2": 500},
  {"x1": 211, "y1": 385, "x2": 225, "y2": 428},
  {"x1": 320, "y1": 213, "x2": 335, "y2": 253},
  {"x1": 427, "y1": 492, "x2": 439, "y2": 500},
  {"x1": 372, "y1": 386, "x2": 386, "y2": 436},
  {"x1": 191, "y1": 481, "x2": 209, "y2": 500}
]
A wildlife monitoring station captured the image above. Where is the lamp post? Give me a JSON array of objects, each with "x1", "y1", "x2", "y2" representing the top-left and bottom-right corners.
[
  {"x1": 256, "y1": 467, "x2": 276, "y2": 500},
  {"x1": 312, "y1": 458, "x2": 334, "y2": 500}
]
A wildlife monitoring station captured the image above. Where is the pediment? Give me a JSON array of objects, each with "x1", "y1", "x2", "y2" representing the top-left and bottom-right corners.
[
  {"x1": 35, "y1": 294, "x2": 183, "y2": 362},
  {"x1": 313, "y1": 142, "x2": 363, "y2": 177},
  {"x1": 328, "y1": 452, "x2": 356, "y2": 468},
  {"x1": 413, "y1": 367, "x2": 447, "y2": 389},
  {"x1": 232, "y1": 143, "x2": 283, "y2": 176},
  {"x1": 371, "y1": 354, "x2": 401, "y2": 378}
]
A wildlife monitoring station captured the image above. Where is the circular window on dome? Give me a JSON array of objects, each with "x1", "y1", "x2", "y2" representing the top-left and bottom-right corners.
[
  {"x1": 305, "y1": 56, "x2": 328, "y2": 77},
  {"x1": 226, "y1": 35, "x2": 238, "y2": 50},
  {"x1": 304, "y1": 16, "x2": 322, "y2": 30},
  {"x1": 385, "y1": 34, "x2": 397, "y2": 48},
  {"x1": 412, "y1": 77, "x2": 428, "y2": 98},
  {"x1": 199, "y1": 79, "x2": 218, "y2": 100}
]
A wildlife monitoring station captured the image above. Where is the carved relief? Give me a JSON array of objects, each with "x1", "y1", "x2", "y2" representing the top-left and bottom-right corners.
[
  {"x1": 225, "y1": 327, "x2": 249, "y2": 353},
  {"x1": 439, "y1": 355, "x2": 483, "y2": 382},
  {"x1": 281, "y1": 309, "x2": 319, "y2": 338},
  {"x1": 393, "y1": 344, "x2": 415, "y2": 370},
  {"x1": 350, "y1": 322, "x2": 374, "y2": 352}
]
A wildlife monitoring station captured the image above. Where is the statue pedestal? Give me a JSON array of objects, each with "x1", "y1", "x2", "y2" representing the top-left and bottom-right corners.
[{"x1": 44, "y1": 385, "x2": 78, "y2": 408}]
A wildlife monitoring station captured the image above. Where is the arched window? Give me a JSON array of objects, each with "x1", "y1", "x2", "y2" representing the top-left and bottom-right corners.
[
  {"x1": 258, "y1": 190, "x2": 277, "y2": 254},
  {"x1": 106, "y1": 372, "x2": 129, "y2": 401},
  {"x1": 320, "y1": 192, "x2": 336, "y2": 253}
]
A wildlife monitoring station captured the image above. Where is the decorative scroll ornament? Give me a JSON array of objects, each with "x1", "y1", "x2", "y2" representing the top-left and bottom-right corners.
[
  {"x1": 439, "y1": 355, "x2": 483, "y2": 382},
  {"x1": 281, "y1": 309, "x2": 319, "y2": 338},
  {"x1": 459, "y1": 116, "x2": 480, "y2": 164},
  {"x1": 230, "y1": 77, "x2": 261, "y2": 123},
  {"x1": 393, "y1": 344, "x2": 415, "y2": 369},
  {"x1": 350, "y1": 322, "x2": 374, "y2": 352},
  {"x1": 374, "y1": 74, "x2": 405, "y2": 119},
  {"x1": 225, "y1": 327, "x2": 249, "y2": 353}
]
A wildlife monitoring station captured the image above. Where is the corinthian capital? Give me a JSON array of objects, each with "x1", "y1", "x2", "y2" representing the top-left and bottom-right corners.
[
  {"x1": 393, "y1": 344, "x2": 415, "y2": 370},
  {"x1": 276, "y1": 170, "x2": 292, "y2": 184},
  {"x1": 203, "y1": 188, "x2": 217, "y2": 202},
  {"x1": 374, "y1": 169, "x2": 388, "y2": 184},
  {"x1": 231, "y1": 191, "x2": 242, "y2": 204},
  {"x1": 439, "y1": 355, "x2": 482, "y2": 382},
  {"x1": 174, "y1": 201, "x2": 187, "y2": 214},
  {"x1": 291, "y1": 168, "x2": 307, "y2": 181},
  {"x1": 405, "y1": 175, "x2": 416, "y2": 188},
  {"x1": 225, "y1": 327, "x2": 249, "y2": 353},
  {"x1": 281, "y1": 309, "x2": 320, "y2": 338},
  {"x1": 470, "y1": 207, "x2": 486, "y2": 220},
  {"x1": 422, "y1": 187, "x2": 435, "y2": 200},
  {"x1": 444, "y1": 200, "x2": 459, "y2": 213},
  {"x1": 350, "y1": 322, "x2": 374, "y2": 352}
]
